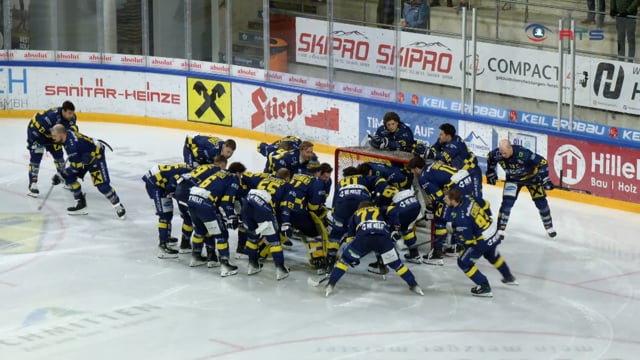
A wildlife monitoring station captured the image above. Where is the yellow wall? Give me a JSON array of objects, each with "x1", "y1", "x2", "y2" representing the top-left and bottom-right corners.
[{"x1": 6, "y1": 110, "x2": 639, "y2": 214}]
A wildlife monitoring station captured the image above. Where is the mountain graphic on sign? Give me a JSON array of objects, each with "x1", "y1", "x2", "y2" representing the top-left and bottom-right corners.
[
  {"x1": 407, "y1": 41, "x2": 452, "y2": 52},
  {"x1": 464, "y1": 131, "x2": 488, "y2": 146},
  {"x1": 332, "y1": 30, "x2": 368, "y2": 39}
]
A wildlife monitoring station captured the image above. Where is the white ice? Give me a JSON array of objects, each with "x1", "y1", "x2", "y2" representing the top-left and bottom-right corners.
[{"x1": 1, "y1": 120, "x2": 639, "y2": 360}]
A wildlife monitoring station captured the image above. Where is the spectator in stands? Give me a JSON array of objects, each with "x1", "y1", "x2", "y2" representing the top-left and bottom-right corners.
[
  {"x1": 377, "y1": 0, "x2": 395, "y2": 28},
  {"x1": 400, "y1": 0, "x2": 430, "y2": 32},
  {"x1": 582, "y1": 0, "x2": 606, "y2": 27},
  {"x1": 611, "y1": 0, "x2": 638, "y2": 62}
]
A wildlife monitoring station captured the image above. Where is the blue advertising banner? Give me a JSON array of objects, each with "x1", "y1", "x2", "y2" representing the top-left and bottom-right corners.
[{"x1": 398, "y1": 92, "x2": 640, "y2": 149}]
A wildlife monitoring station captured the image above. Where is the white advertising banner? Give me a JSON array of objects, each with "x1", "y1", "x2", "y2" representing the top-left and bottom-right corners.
[
  {"x1": 232, "y1": 83, "x2": 359, "y2": 147},
  {"x1": 296, "y1": 18, "x2": 462, "y2": 86},
  {"x1": 1, "y1": 67, "x2": 186, "y2": 119},
  {"x1": 575, "y1": 59, "x2": 640, "y2": 115}
]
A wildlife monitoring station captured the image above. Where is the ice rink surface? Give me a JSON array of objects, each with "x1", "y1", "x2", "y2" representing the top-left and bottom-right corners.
[{"x1": 1, "y1": 120, "x2": 639, "y2": 360}]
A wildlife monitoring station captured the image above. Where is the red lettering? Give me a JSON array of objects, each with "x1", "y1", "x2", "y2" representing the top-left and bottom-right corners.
[
  {"x1": 558, "y1": 29, "x2": 573, "y2": 40},
  {"x1": 251, "y1": 88, "x2": 303, "y2": 128}
]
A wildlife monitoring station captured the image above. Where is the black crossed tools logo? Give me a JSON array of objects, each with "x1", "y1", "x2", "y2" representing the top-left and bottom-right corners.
[{"x1": 193, "y1": 81, "x2": 226, "y2": 120}]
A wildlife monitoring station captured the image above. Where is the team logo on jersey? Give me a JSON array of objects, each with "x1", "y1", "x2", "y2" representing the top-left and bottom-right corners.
[
  {"x1": 187, "y1": 78, "x2": 232, "y2": 126},
  {"x1": 90, "y1": 170, "x2": 104, "y2": 185}
]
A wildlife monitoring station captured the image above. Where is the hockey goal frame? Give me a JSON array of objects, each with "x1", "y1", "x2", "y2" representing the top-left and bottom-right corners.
[{"x1": 333, "y1": 146, "x2": 416, "y2": 184}]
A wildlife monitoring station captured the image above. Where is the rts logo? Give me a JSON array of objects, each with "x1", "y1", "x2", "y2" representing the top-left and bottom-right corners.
[
  {"x1": 525, "y1": 24, "x2": 552, "y2": 42},
  {"x1": 525, "y1": 24, "x2": 604, "y2": 42}
]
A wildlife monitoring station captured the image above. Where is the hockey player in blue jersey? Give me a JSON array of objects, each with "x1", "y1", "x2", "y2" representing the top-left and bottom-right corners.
[
  {"x1": 183, "y1": 134, "x2": 236, "y2": 167},
  {"x1": 264, "y1": 140, "x2": 317, "y2": 175},
  {"x1": 444, "y1": 188, "x2": 518, "y2": 297},
  {"x1": 257, "y1": 135, "x2": 302, "y2": 157},
  {"x1": 357, "y1": 162, "x2": 413, "y2": 190},
  {"x1": 26, "y1": 101, "x2": 77, "y2": 197},
  {"x1": 324, "y1": 201, "x2": 424, "y2": 297},
  {"x1": 429, "y1": 123, "x2": 487, "y2": 212},
  {"x1": 50, "y1": 124, "x2": 126, "y2": 219},
  {"x1": 173, "y1": 155, "x2": 227, "y2": 261},
  {"x1": 142, "y1": 162, "x2": 193, "y2": 257},
  {"x1": 376, "y1": 185, "x2": 424, "y2": 264},
  {"x1": 327, "y1": 166, "x2": 387, "y2": 269},
  {"x1": 240, "y1": 168, "x2": 292, "y2": 280},
  {"x1": 235, "y1": 170, "x2": 272, "y2": 258},
  {"x1": 368, "y1": 111, "x2": 415, "y2": 153},
  {"x1": 408, "y1": 156, "x2": 475, "y2": 265},
  {"x1": 187, "y1": 162, "x2": 246, "y2": 277},
  {"x1": 286, "y1": 162, "x2": 333, "y2": 273},
  {"x1": 486, "y1": 139, "x2": 556, "y2": 240}
]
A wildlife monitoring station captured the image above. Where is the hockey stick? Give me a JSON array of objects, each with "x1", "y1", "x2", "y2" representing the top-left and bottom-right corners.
[
  {"x1": 98, "y1": 139, "x2": 113, "y2": 152},
  {"x1": 37, "y1": 159, "x2": 70, "y2": 211},
  {"x1": 37, "y1": 184, "x2": 55, "y2": 211},
  {"x1": 553, "y1": 185, "x2": 592, "y2": 195},
  {"x1": 307, "y1": 275, "x2": 330, "y2": 287},
  {"x1": 496, "y1": 179, "x2": 592, "y2": 195}
]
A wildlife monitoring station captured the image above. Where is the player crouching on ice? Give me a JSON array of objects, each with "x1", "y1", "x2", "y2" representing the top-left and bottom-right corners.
[
  {"x1": 50, "y1": 124, "x2": 125, "y2": 219},
  {"x1": 323, "y1": 200, "x2": 424, "y2": 297}
]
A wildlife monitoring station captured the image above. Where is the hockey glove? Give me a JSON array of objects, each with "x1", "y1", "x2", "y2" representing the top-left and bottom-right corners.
[
  {"x1": 226, "y1": 215, "x2": 240, "y2": 230},
  {"x1": 280, "y1": 222, "x2": 292, "y2": 238},
  {"x1": 378, "y1": 137, "x2": 389, "y2": 150},
  {"x1": 413, "y1": 141, "x2": 427, "y2": 157},
  {"x1": 51, "y1": 173, "x2": 63, "y2": 186},
  {"x1": 542, "y1": 177, "x2": 554, "y2": 190},
  {"x1": 486, "y1": 170, "x2": 497, "y2": 185},
  {"x1": 391, "y1": 231, "x2": 402, "y2": 242}
]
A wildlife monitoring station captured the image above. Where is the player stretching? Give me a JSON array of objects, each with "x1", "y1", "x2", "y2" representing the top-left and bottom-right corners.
[
  {"x1": 50, "y1": 124, "x2": 125, "y2": 219},
  {"x1": 486, "y1": 139, "x2": 556, "y2": 240}
]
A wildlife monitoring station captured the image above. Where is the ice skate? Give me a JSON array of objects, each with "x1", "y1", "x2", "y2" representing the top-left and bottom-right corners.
[
  {"x1": 178, "y1": 237, "x2": 192, "y2": 254},
  {"x1": 403, "y1": 248, "x2": 421, "y2": 264},
  {"x1": 367, "y1": 259, "x2": 389, "y2": 275},
  {"x1": 220, "y1": 259, "x2": 238, "y2": 277},
  {"x1": 189, "y1": 251, "x2": 207, "y2": 267},
  {"x1": 276, "y1": 264, "x2": 290, "y2": 280},
  {"x1": 471, "y1": 283, "x2": 493, "y2": 297},
  {"x1": 27, "y1": 182, "x2": 39, "y2": 198},
  {"x1": 501, "y1": 274, "x2": 519, "y2": 286},
  {"x1": 206, "y1": 249, "x2": 220, "y2": 268},
  {"x1": 546, "y1": 227, "x2": 557, "y2": 239},
  {"x1": 113, "y1": 203, "x2": 126, "y2": 220},
  {"x1": 67, "y1": 193, "x2": 88, "y2": 215},
  {"x1": 247, "y1": 259, "x2": 262, "y2": 275},
  {"x1": 422, "y1": 248, "x2": 444, "y2": 266},
  {"x1": 410, "y1": 284, "x2": 425, "y2": 296},
  {"x1": 324, "y1": 283, "x2": 335, "y2": 297},
  {"x1": 157, "y1": 242, "x2": 179, "y2": 259}
]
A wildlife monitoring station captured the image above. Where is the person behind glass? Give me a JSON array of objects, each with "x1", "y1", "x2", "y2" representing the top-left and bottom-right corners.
[
  {"x1": 369, "y1": 111, "x2": 415, "y2": 153},
  {"x1": 377, "y1": 0, "x2": 395, "y2": 28},
  {"x1": 611, "y1": 0, "x2": 638, "y2": 62},
  {"x1": 582, "y1": 0, "x2": 606, "y2": 27},
  {"x1": 400, "y1": 0, "x2": 429, "y2": 33}
]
